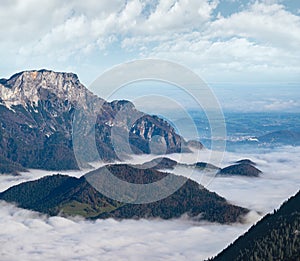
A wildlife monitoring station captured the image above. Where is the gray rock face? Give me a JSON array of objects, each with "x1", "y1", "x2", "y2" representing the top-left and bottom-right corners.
[
  {"x1": 0, "y1": 70, "x2": 196, "y2": 172},
  {"x1": 0, "y1": 70, "x2": 96, "y2": 109}
]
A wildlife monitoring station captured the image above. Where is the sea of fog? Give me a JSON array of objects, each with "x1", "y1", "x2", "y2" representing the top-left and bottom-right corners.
[{"x1": 0, "y1": 145, "x2": 300, "y2": 260}]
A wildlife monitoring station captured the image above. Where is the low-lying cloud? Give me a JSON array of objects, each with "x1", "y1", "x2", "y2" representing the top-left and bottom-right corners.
[
  {"x1": 0, "y1": 146, "x2": 299, "y2": 260},
  {"x1": 0, "y1": 201, "x2": 253, "y2": 261},
  {"x1": 169, "y1": 146, "x2": 300, "y2": 214}
]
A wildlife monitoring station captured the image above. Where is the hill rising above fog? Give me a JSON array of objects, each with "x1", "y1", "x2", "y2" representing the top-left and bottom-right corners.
[{"x1": 0, "y1": 164, "x2": 248, "y2": 223}]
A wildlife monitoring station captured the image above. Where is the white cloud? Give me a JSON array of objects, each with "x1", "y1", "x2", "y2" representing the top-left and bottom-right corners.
[
  {"x1": 209, "y1": 2, "x2": 300, "y2": 51},
  {"x1": 0, "y1": 0, "x2": 217, "y2": 60},
  {"x1": 0, "y1": 0, "x2": 299, "y2": 91},
  {"x1": 208, "y1": 146, "x2": 300, "y2": 213},
  {"x1": 0, "y1": 199, "x2": 254, "y2": 261},
  {"x1": 1, "y1": 146, "x2": 300, "y2": 260},
  {"x1": 138, "y1": 2, "x2": 300, "y2": 83},
  {"x1": 140, "y1": 0, "x2": 217, "y2": 33},
  {"x1": 167, "y1": 146, "x2": 300, "y2": 214},
  {"x1": 263, "y1": 98, "x2": 300, "y2": 111}
]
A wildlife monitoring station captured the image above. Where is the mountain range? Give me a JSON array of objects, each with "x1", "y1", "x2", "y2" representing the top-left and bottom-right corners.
[
  {"x1": 258, "y1": 130, "x2": 300, "y2": 146},
  {"x1": 135, "y1": 157, "x2": 262, "y2": 177},
  {"x1": 0, "y1": 70, "x2": 201, "y2": 173},
  {"x1": 0, "y1": 70, "x2": 257, "y2": 225},
  {"x1": 225, "y1": 129, "x2": 300, "y2": 149},
  {"x1": 0, "y1": 70, "x2": 298, "y2": 260}
]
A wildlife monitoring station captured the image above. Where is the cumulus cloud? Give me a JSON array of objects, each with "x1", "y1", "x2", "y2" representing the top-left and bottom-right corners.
[
  {"x1": 1, "y1": 0, "x2": 299, "y2": 86},
  {"x1": 209, "y1": 2, "x2": 300, "y2": 51},
  {"x1": 145, "y1": 2, "x2": 300, "y2": 83},
  {"x1": 0, "y1": 0, "x2": 216, "y2": 60}
]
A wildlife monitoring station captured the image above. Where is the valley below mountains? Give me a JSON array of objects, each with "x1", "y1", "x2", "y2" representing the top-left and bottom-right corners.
[
  {"x1": 0, "y1": 69, "x2": 248, "y2": 224},
  {"x1": 1, "y1": 70, "x2": 299, "y2": 261}
]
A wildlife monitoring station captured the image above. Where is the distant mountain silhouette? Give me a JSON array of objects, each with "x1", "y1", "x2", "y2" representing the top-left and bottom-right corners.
[
  {"x1": 134, "y1": 157, "x2": 178, "y2": 170},
  {"x1": 219, "y1": 163, "x2": 262, "y2": 177},
  {"x1": 234, "y1": 159, "x2": 256, "y2": 165},
  {"x1": 135, "y1": 157, "x2": 221, "y2": 171},
  {"x1": 194, "y1": 162, "x2": 220, "y2": 170},
  {"x1": 258, "y1": 130, "x2": 300, "y2": 146}
]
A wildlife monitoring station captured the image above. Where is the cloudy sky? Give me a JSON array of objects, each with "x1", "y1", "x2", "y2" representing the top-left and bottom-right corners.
[{"x1": 1, "y1": 0, "x2": 300, "y2": 111}]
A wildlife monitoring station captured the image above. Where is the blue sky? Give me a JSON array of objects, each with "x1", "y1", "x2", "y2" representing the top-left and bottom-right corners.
[{"x1": 0, "y1": 0, "x2": 299, "y2": 112}]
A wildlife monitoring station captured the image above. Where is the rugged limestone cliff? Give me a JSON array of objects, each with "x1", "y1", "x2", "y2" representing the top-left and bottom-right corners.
[{"x1": 0, "y1": 70, "x2": 197, "y2": 172}]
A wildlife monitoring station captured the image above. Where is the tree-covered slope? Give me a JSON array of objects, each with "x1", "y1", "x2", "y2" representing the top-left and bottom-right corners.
[
  {"x1": 210, "y1": 190, "x2": 300, "y2": 261},
  {"x1": 218, "y1": 163, "x2": 262, "y2": 177},
  {"x1": 0, "y1": 164, "x2": 248, "y2": 223},
  {"x1": 0, "y1": 154, "x2": 27, "y2": 175}
]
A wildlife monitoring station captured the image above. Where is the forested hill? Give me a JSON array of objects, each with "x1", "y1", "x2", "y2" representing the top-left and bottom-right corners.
[
  {"x1": 210, "y1": 190, "x2": 300, "y2": 261},
  {"x1": 0, "y1": 164, "x2": 248, "y2": 223}
]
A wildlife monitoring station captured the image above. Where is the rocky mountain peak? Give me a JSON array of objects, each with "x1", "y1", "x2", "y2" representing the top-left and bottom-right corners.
[
  {"x1": 2, "y1": 69, "x2": 80, "y2": 88},
  {"x1": 0, "y1": 69, "x2": 200, "y2": 172},
  {"x1": 0, "y1": 69, "x2": 94, "y2": 108},
  {"x1": 110, "y1": 100, "x2": 135, "y2": 111}
]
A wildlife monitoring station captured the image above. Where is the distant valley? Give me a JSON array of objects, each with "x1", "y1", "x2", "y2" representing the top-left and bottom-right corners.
[{"x1": 0, "y1": 70, "x2": 298, "y2": 261}]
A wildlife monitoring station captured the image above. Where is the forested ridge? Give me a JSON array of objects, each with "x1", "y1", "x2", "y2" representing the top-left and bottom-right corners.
[{"x1": 210, "y1": 190, "x2": 300, "y2": 261}]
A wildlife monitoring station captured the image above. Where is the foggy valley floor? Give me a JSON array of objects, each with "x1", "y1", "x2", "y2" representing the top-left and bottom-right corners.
[{"x1": 0, "y1": 146, "x2": 299, "y2": 260}]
